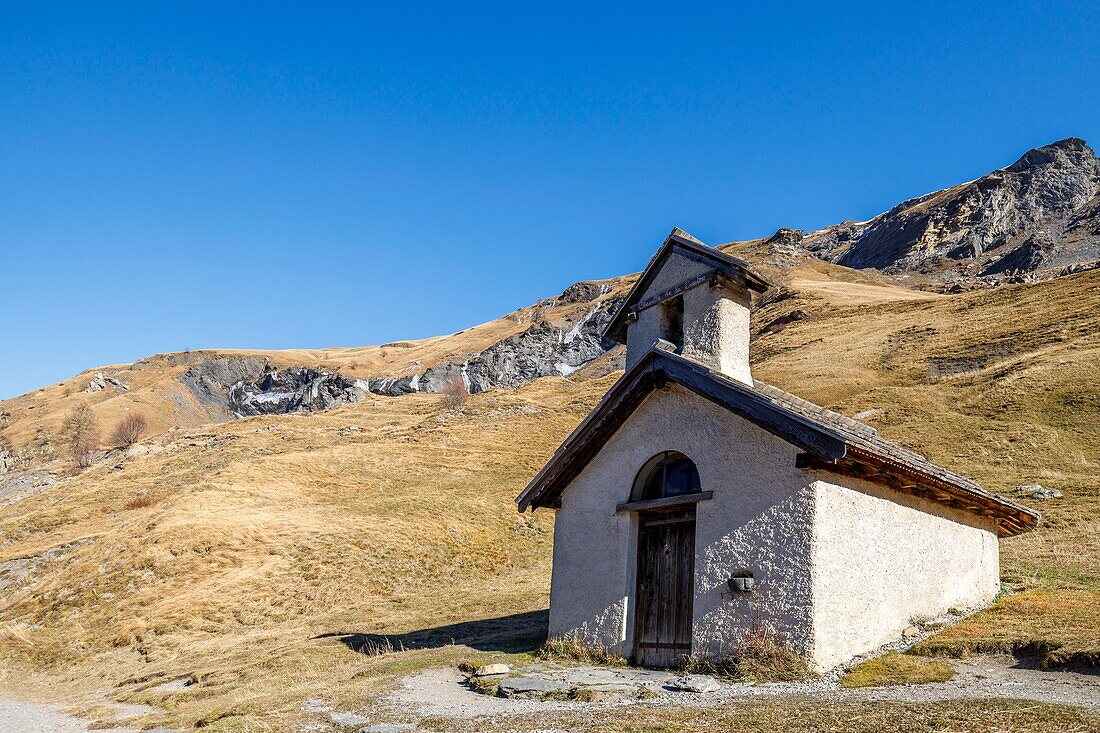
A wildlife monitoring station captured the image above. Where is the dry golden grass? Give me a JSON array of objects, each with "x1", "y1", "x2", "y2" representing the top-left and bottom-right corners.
[
  {"x1": 681, "y1": 627, "x2": 812, "y2": 683},
  {"x1": 536, "y1": 636, "x2": 629, "y2": 667},
  {"x1": 0, "y1": 263, "x2": 1096, "y2": 730},
  {"x1": 0, "y1": 379, "x2": 604, "y2": 729}
]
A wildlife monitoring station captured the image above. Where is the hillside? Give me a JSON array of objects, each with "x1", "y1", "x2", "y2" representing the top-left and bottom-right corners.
[
  {"x1": 724, "y1": 138, "x2": 1100, "y2": 288},
  {"x1": 0, "y1": 255, "x2": 1096, "y2": 731},
  {"x1": 0, "y1": 278, "x2": 627, "y2": 485},
  {"x1": 4, "y1": 139, "x2": 1096, "y2": 480}
]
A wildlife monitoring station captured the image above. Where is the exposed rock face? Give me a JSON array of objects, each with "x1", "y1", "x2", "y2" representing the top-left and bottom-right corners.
[
  {"x1": 557, "y1": 281, "x2": 612, "y2": 304},
  {"x1": 86, "y1": 371, "x2": 129, "y2": 393},
  {"x1": 163, "y1": 284, "x2": 625, "y2": 414},
  {"x1": 773, "y1": 138, "x2": 1100, "y2": 285},
  {"x1": 228, "y1": 367, "x2": 371, "y2": 417},
  {"x1": 365, "y1": 293, "x2": 624, "y2": 397},
  {"x1": 181, "y1": 355, "x2": 269, "y2": 412},
  {"x1": 1016, "y1": 484, "x2": 1063, "y2": 500}
]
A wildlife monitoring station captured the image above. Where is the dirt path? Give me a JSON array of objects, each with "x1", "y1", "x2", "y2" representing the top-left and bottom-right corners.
[
  {"x1": 0, "y1": 695, "x2": 173, "y2": 733},
  {"x1": 384, "y1": 655, "x2": 1100, "y2": 724},
  {"x1": 0, "y1": 696, "x2": 107, "y2": 733},
  {"x1": 838, "y1": 656, "x2": 1100, "y2": 708}
]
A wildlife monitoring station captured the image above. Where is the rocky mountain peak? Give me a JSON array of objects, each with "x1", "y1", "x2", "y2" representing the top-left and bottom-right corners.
[
  {"x1": 1005, "y1": 137, "x2": 1096, "y2": 174},
  {"x1": 759, "y1": 137, "x2": 1100, "y2": 287}
]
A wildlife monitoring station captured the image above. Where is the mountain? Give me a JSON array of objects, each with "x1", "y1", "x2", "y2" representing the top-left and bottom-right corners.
[
  {"x1": 726, "y1": 138, "x2": 1100, "y2": 288},
  {"x1": 0, "y1": 140, "x2": 1098, "y2": 730},
  {"x1": 0, "y1": 261, "x2": 1095, "y2": 730},
  {"x1": 3, "y1": 138, "x2": 1097, "y2": 467}
]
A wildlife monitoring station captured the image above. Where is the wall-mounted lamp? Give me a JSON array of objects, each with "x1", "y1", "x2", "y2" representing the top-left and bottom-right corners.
[{"x1": 727, "y1": 569, "x2": 755, "y2": 593}]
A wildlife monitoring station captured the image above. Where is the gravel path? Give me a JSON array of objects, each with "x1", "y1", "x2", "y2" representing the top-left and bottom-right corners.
[
  {"x1": 0, "y1": 695, "x2": 173, "y2": 733},
  {"x1": 0, "y1": 697, "x2": 105, "y2": 733},
  {"x1": 384, "y1": 655, "x2": 1100, "y2": 723}
]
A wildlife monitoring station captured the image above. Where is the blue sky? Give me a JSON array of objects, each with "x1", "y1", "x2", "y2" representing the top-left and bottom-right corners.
[{"x1": 1, "y1": 2, "x2": 1097, "y2": 399}]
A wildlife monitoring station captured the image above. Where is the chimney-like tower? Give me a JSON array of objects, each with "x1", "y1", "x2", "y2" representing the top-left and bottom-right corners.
[{"x1": 603, "y1": 228, "x2": 772, "y2": 385}]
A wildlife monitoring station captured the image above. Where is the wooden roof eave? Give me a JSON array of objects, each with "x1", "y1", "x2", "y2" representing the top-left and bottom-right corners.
[{"x1": 799, "y1": 447, "x2": 1041, "y2": 537}]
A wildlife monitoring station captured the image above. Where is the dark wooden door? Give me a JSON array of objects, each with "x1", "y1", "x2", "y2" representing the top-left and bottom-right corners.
[{"x1": 633, "y1": 507, "x2": 695, "y2": 667}]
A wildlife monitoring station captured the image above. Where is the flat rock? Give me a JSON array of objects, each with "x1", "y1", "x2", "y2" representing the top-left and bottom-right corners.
[
  {"x1": 151, "y1": 677, "x2": 193, "y2": 693},
  {"x1": 1016, "y1": 484, "x2": 1062, "y2": 499},
  {"x1": 576, "y1": 683, "x2": 640, "y2": 702},
  {"x1": 673, "y1": 675, "x2": 722, "y2": 693},
  {"x1": 498, "y1": 676, "x2": 570, "y2": 699},
  {"x1": 329, "y1": 710, "x2": 372, "y2": 726},
  {"x1": 476, "y1": 663, "x2": 510, "y2": 677}
]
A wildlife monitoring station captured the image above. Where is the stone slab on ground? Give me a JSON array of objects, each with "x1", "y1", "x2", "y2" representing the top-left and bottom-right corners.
[
  {"x1": 574, "y1": 683, "x2": 643, "y2": 702},
  {"x1": 498, "y1": 676, "x2": 572, "y2": 699},
  {"x1": 490, "y1": 664, "x2": 718, "y2": 701}
]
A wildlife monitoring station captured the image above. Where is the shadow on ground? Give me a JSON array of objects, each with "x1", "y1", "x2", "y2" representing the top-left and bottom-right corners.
[{"x1": 320, "y1": 609, "x2": 549, "y2": 655}]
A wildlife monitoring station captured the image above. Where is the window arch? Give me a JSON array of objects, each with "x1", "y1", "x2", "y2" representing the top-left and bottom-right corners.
[{"x1": 631, "y1": 451, "x2": 701, "y2": 502}]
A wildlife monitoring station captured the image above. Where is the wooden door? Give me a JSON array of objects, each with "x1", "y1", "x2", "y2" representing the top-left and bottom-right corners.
[{"x1": 632, "y1": 507, "x2": 695, "y2": 667}]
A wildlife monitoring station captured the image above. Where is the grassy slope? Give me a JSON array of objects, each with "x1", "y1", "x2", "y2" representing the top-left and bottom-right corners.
[
  {"x1": 0, "y1": 266, "x2": 1096, "y2": 731},
  {"x1": 0, "y1": 278, "x2": 626, "y2": 449}
]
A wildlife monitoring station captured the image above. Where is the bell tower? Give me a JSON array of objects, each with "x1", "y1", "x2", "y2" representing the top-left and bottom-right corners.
[{"x1": 603, "y1": 228, "x2": 771, "y2": 385}]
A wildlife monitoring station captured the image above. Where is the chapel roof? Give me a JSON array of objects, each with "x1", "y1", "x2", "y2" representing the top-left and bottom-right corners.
[{"x1": 515, "y1": 344, "x2": 1040, "y2": 537}]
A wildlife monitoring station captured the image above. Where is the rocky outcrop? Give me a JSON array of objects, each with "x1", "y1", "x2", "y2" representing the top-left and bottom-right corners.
[
  {"x1": 365, "y1": 293, "x2": 623, "y2": 397},
  {"x1": 228, "y1": 367, "x2": 371, "y2": 416},
  {"x1": 86, "y1": 371, "x2": 129, "y2": 393},
  {"x1": 775, "y1": 138, "x2": 1100, "y2": 285},
  {"x1": 163, "y1": 285, "x2": 625, "y2": 413},
  {"x1": 0, "y1": 442, "x2": 13, "y2": 473},
  {"x1": 181, "y1": 355, "x2": 269, "y2": 412},
  {"x1": 557, "y1": 281, "x2": 612, "y2": 304}
]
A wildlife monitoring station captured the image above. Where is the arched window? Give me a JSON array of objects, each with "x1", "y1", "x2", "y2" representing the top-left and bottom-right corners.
[{"x1": 631, "y1": 451, "x2": 701, "y2": 502}]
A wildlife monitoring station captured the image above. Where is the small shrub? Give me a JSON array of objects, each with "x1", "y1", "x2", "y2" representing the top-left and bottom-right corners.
[
  {"x1": 74, "y1": 448, "x2": 97, "y2": 469},
  {"x1": 61, "y1": 404, "x2": 100, "y2": 469},
  {"x1": 682, "y1": 628, "x2": 811, "y2": 683},
  {"x1": 840, "y1": 652, "x2": 955, "y2": 688},
  {"x1": 355, "y1": 635, "x2": 403, "y2": 657},
  {"x1": 569, "y1": 688, "x2": 598, "y2": 702},
  {"x1": 125, "y1": 494, "x2": 157, "y2": 510},
  {"x1": 466, "y1": 675, "x2": 501, "y2": 697},
  {"x1": 438, "y1": 375, "x2": 469, "y2": 411},
  {"x1": 536, "y1": 636, "x2": 628, "y2": 667},
  {"x1": 112, "y1": 412, "x2": 147, "y2": 448}
]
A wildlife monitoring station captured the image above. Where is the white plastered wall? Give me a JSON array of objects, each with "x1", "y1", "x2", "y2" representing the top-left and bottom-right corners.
[
  {"x1": 547, "y1": 384, "x2": 816, "y2": 658},
  {"x1": 623, "y1": 251, "x2": 753, "y2": 385},
  {"x1": 547, "y1": 383, "x2": 1003, "y2": 669},
  {"x1": 809, "y1": 476, "x2": 1000, "y2": 669}
]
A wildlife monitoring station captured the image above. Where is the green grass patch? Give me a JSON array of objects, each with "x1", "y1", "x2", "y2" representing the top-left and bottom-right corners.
[{"x1": 840, "y1": 652, "x2": 955, "y2": 688}]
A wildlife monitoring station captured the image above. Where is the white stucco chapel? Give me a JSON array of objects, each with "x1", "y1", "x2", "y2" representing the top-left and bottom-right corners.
[{"x1": 516, "y1": 228, "x2": 1040, "y2": 671}]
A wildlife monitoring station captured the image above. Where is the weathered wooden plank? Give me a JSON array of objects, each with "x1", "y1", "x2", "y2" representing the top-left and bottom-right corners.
[
  {"x1": 631, "y1": 270, "x2": 717, "y2": 314},
  {"x1": 616, "y1": 491, "x2": 714, "y2": 514}
]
